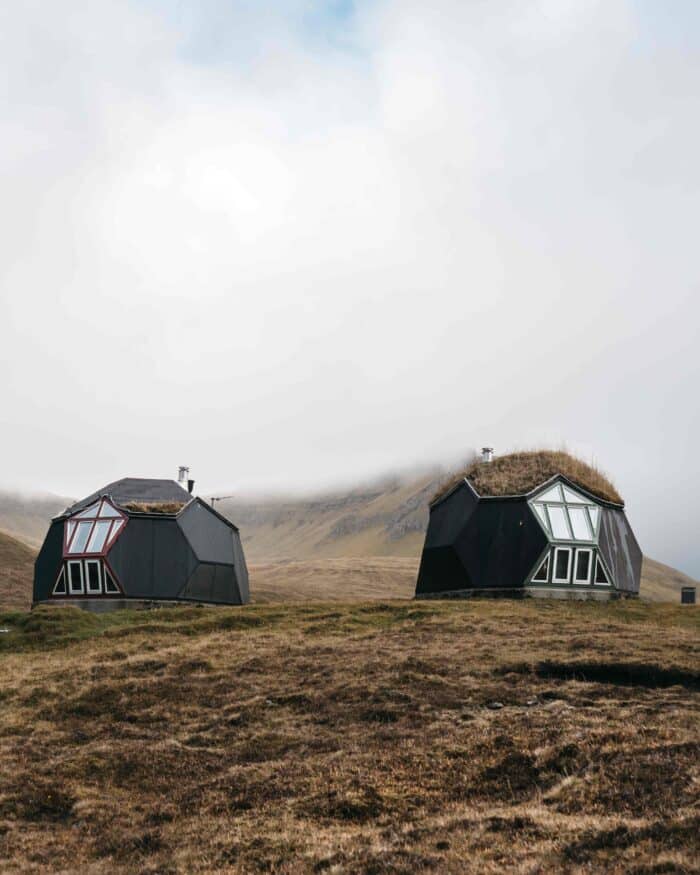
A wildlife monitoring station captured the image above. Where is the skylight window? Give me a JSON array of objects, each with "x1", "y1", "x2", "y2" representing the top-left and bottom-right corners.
[
  {"x1": 529, "y1": 481, "x2": 601, "y2": 543},
  {"x1": 64, "y1": 499, "x2": 127, "y2": 556}
]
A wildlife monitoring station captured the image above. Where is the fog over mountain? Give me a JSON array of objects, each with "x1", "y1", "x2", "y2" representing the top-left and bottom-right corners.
[{"x1": 1, "y1": 2, "x2": 698, "y2": 576}]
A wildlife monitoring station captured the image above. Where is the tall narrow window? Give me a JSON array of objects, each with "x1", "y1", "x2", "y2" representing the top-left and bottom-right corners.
[
  {"x1": 552, "y1": 547, "x2": 572, "y2": 583},
  {"x1": 68, "y1": 521, "x2": 93, "y2": 554},
  {"x1": 68, "y1": 561, "x2": 84, "y2": 594},
  {"x1": 548, "y1": 506, "x2": 572, "y2": 540},
  {"x1": 85, "y1": 560, "x2": 102, "y2": 594},
  {"x1": 574, "y1": 549, "x2": 592, "y2": 584}
]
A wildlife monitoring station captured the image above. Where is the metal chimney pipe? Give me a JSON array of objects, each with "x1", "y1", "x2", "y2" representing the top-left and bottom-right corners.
[
  {"x1": 178, "y1": 466, "x2": 189, "y2": 486},
  {"x1": 481, "y1": 447, "x2": 494, "y2": 464}
]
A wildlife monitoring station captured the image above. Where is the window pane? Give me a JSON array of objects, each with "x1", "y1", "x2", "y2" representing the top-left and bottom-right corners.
[
  {"x1": 533, "y1": 504, "x2": 549, "y2": 532},
  {"x1": 65, "y1": 521, "x2": 76, "y2": 547},
  {"x1": 99, "y1": 502, "x2": 122, "y2": 519},
  {"x1": 104, "y1": 569, "x2": 119, "y2": 593},
  {"x1": 554, "y1": 549, "x2": 571, "y2": 581},
  {"x1": 108, "y1": 519, "x2": 125, "y2": 544},
  {"x1": 538, "y1": 485, "x2": 562, "y2": 503},
  {"x1": 86, "y1": 561, "x2": 101, "y2": 593},
  {"x1": 53, "y1": 568, "x2": 66, "y2": 594},
  {"x1": 595, "y1": 557, "x2": 609, "y2": 584},
  {"x1": 548, "y1": 506, "x2": 572, "y2": 539},
  {"x1": 533, "y1": 555, "x2": 549, "y2": 582},
  {"x1": 569, "y1": 507, "x2": 592, "y2": 540},
  {"x1": 68, "y1": 562, "x2": 83, "y2": 592},
  {"x1": 588, "y1": 506, "x2": 600, "y2": 533},
  {"x1": 68, "y1": 521, "x2": 92, "y2": 553},
  {"x1": 575, "y1": 551, "x2": 591, "y2": 582},
  {"x1": 562, "y1": 486, "x2": 587, "y2": 504},
  {"x1": 76, "y1": 502, "x2": 100, "y2": 519},
  {"x1": 86, "y1": 521, "x2": 111, "y2": 553}
]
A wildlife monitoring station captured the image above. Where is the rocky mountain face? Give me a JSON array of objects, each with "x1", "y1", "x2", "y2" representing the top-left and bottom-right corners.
[{"x1": 218, "y1": 470, "x2": 445, "y2": 561}]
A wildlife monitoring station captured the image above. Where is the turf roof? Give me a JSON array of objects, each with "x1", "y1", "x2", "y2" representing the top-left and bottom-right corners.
[
  {"x1": 123, "y1": 502, "x2": 187, "y2": 515},
  {"x1": 433, "y1": 450, "x2": 623, "y2": 505}
]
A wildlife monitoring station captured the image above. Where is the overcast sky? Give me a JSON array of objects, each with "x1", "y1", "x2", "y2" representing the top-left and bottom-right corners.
[{"x1": 1, "y1": 1, "x2": 698, "y2": 576}]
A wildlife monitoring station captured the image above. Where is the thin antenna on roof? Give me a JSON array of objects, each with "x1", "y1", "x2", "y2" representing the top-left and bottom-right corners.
[
  {"x1": 481, "y1": 447, "x2": 494, "y2": 463},
  {"x1": 211, "y1": 495, "x2": 235, "y2": 509}
]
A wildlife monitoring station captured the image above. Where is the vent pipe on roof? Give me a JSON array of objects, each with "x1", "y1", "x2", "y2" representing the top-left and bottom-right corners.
[
  {"x1": 187, "y1": 479, "x2": 195, "y2": 495},
  {"x1": 178, "y1": 466, "x2": 190, "y2": 488},
  {"x1": 481, "y1": 447, "x2": 494, "y2": 464}
]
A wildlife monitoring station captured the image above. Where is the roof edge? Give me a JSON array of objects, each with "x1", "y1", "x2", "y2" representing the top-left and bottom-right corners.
[
  {"x1": 191, "y1": 496, "x2": 240, "y2": 532},
  {"x1": 430, "y1": 473, "x2": 625, "y2": 510}
]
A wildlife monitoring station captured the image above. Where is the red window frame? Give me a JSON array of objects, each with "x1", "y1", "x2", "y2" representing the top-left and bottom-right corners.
[{"x1": 63, "y1": 498, "x2": 127, "y2": 559}]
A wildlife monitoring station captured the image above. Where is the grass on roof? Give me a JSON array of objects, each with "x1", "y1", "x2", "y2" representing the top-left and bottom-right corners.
[
  {"x1": 433, "y1": 450, "x2": 623, "y2": 504},
  {"x1": 123, "y1": 502, "x2": 186, "y2": 515}
]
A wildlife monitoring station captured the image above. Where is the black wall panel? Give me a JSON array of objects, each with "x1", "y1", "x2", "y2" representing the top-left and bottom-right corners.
[
  {"x1": 177, "y1": 501, "x2": 234, "y2": 564},
  {"x1": 423, "y1": 484, "x2": 478, "y2": 548},
  {"x1": 231, "y1": 532, "x2": 250, "y2": 603},
  {"x1": 33, "y1": 520, "x2": 64, "y2": 602},
  {"x1": 107, "y1": 519, "x2": 197, "y2": 598},
  {"x1": 416, "y1": 546, "x2": 472, "y2": 594},
  {"x1": 455, "y1": 500, "x2": 547, "y2": 590}
]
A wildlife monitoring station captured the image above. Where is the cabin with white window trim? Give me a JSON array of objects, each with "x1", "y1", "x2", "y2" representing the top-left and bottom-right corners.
[{"x1": 416, "y1": 451, "x2": 641, "y2": 600}]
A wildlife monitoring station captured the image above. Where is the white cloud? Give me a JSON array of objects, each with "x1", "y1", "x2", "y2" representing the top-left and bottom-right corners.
[{"x1": 0, "y1": 0, "x2": 698, "y2": 575}]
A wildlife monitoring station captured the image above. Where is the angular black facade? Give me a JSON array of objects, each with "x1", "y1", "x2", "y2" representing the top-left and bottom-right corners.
[
  {"x1": 416, "y1": 475, "x2": 641, "y2": 599},
  {"x1": 34, "y1": 478, "x2": 249, "y2": 609}
]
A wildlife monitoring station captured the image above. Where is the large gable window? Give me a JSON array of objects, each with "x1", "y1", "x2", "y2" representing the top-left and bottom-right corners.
[
  {"x1": 64, "y1": 499, "x2": 126, "y2": 557},
  {"x1": 529, "y1": 482, "x2": 601, "y2": 544}
]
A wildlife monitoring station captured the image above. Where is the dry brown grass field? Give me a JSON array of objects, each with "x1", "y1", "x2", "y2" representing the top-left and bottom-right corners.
[{"x1": 0, "y1": 600, "x2": 698, "y2": 873}]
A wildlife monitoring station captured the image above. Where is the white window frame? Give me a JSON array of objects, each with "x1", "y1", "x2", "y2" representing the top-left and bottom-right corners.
[
  {"x1": 594, "y1": 555, "x2": 611, "y2": 586},
  {"x1": 53, "y1": 567, "x2": 67, "y2": 595},
  {"x1": 552, "y1": 547, "x2": 572, "y2": 584},
  {"x1": 67, "y1": 560, "x2": 84, "y2": 594},
  {"x1": 532, "y1": 553, "x2": 550, "y2": 583},
  {"x1": 104, "y1": 567, "x2": 120, "y2": 594},
  {"x1": 547, "y1": 505, "x2": 573, "y2": 540},
  {"x1": 85, "y1": 559, "x2": 102, "y2": 594},
  {"x1": 573, "y1": 548, "x2": 593, "y2": 584}
]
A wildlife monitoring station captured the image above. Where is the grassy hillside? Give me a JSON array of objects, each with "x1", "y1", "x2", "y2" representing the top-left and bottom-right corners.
[
  {"x1": 0, "y1": 531, "x2": 36, "y2": 611},
  {"x1": 0, "y1": 600, "x2": 697, "y2": 872},
  {"x1": 0, "y1": 490, "x2": 70, "y2": 548},
  {"x1": 639, "y1": 557, "x2": 698, "y2": 602},
  {"x1": 218, "y1": 471, "x2": 442, "y2": 561}
]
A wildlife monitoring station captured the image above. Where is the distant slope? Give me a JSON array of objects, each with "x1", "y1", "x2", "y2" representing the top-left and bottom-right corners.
[
  {"x1": 0, "y1": 531, "x2": 36, "y2": 611},
  {"x1": 640, "y1": 557, "x2": 697, "y2": 603},
  {"x1": 0, "y1": 490, "x2": 71, "y2": 548},
  {"x1": 218, "y1": 470, "x2": 443, "y2": 562},
  {"x1": 251, "y1": 557, "x2": 418, "y2": 603}
]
